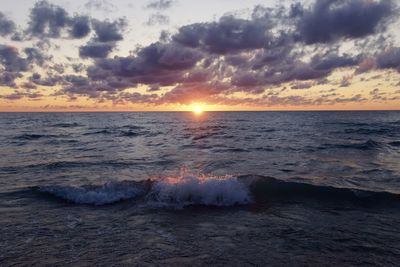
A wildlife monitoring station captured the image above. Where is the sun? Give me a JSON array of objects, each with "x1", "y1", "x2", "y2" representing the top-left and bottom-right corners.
[{"x1": 193, "y1": 105, "x2": 203, "y2": 115}]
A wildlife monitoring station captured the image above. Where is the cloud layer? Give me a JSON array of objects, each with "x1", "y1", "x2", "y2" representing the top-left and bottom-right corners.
[{"x1": 0, "y1": 0, "x2": 399, "y2": 108}]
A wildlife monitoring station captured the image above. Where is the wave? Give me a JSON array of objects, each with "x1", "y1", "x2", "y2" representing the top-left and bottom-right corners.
[
  {"x1": 240, "y1": 176, "x2": 399, "y2": 204},
  {"x1": 212, "y1": 148, "x2": 249, "y2": 153},
  {"x1": 323, "y1": 122, "x2": 370, "y2": 127},
  {"x1": 183, "y1": 125, "x2": 228, "y2": 132},
  {"x1": 389, "y1": 141, "x2": 400, "y2": 147},
  {"x1": 253, "y1": 147, "x2": 274, "y2": 152},
  {"x1": 83, "y1": 126, "x2": 157, "y2": 138},
  {"x1": 51, "y1": 122, "x2": 81, "y2": 128},
  {"x1": 38, "y1": 180, "x2": 151, "y2": 205},
  {"x1": 30, "y1": 174, "x2": 400, "y2": 207},
  {"x1": 120, "y1": 130, "x2": 140, "y2": 137},
  {"x1": 148, "y1": 174, "x2": 252, "y2": 208},
  {"x1": 0, "y1": 159, "x2": 176, "y2": 174},
  {"x1": 35, "y1": 175, "x2": 251, "y2": 208},
  {"x1": 14, "y1": 134, "x2": 58, "y2": 140},
  {"x1": 343, "y1": 128, "x2": 393, "y2": 135},
  {"x1": 83, "y1": 129, "x2": 113, "y2": 135},
  {"x1": 318, "y1": 139, "x2": 381, "y2": 151}
]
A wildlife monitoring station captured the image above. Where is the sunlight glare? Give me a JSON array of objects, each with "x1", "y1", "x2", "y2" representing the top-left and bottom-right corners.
[{"x1": 193, "y1": 105, "x2": 203, "y2": 115}]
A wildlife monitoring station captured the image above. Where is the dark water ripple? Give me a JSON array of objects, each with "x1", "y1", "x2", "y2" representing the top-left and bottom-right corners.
[{"x1": 0, "y1": 111, "x2": 399, "y2": 193}]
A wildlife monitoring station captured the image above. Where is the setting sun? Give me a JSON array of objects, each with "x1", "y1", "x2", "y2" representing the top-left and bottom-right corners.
[
  {"x1": 193, "y1": 105, "x2": 203, "y2": 115},
  {"x1": 1, "y1": 0, "x2": 400, "y2": 265}
]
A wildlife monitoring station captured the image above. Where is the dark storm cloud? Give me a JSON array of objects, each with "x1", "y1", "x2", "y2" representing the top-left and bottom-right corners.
[
  {"x1": 79, "y1": 43, "x2": 114, "y2": 58},
  {"x1": 60, "y1": 42, "x2": 203, "y2": 98},
  {"x1": 27, "y1": 1, "x2": 124, "y2": 40},
  {"x1": 63, "y1": 75, "x2": 90, "y2": 90},
  {"x1": 231, "y1": 72, "x2": 264, "y2": 87},
  {"x1": 0, "y1": 72, "x2": 22, "y2": 88},
  {"x1": 24, "y1": 47, "x2": 51, "y2": 67},
  {"x1": 0, "y1": 12, "x2": 16, "y2": 36},
  {"x1": 0, "y1": 45, "x2": 29, "y2": 72},
  {"x1": 29, "y1": 73, "x2": 62, "y2": 87},
  {"x1": 71, "y1": 17, "x2": 127, "y2": 59},
  {"x1": 310, "y1": 53, "x2": 360, "y2": 71},
  {"x1": 146, "y1": 0, "x2": 175, "y2": 10},
  {"x1": 354, "y1": 47, "x2": 400, "y2": 74},
  {"x1": 88, "y1": 42, "x2": 202, "y2": 81},
  {"x1": 0, "y1": 45, "x2": 53, "y2": 87},
  {"x1": 0, "y1": 0, "x2": 129, "y2": 82},
  {"x1": 295, "y1": 0, "x2": 394, "y2": 44},
  {"x1": 184, "y1": 70, "x2": 210, "y2": 83},
  {"x1": 76, "y1": 18, "x2": 127, "y2": 59},
  {"x1": 376, "y1": 47, "x2": 400, "y2": 70},
  {"x1": 173, "y1": 15, "x2": 271, "y2": 54},
  {"x1": 257, "y1": 61, "x2": 332, "y2": 86},
  {"x1": 72, "y1": 63, "x2": 85, "y2": 73},
  {"x1": 27, "y1": 0, "x2": 70, "y2": 38},
  {"x1": 60, "y1": 76, "x2": 135, "y2": 98},
  {"x1": 91, "y1": 18, "x2": 126, "y2": 43},
  {"x1": 70, "y1": 16, "x2": 91, "y2": 39}
]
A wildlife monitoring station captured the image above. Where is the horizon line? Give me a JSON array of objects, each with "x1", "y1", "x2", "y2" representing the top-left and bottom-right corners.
[{"x1": 1, "y1": 109, "x2": 400, "y2": 113}]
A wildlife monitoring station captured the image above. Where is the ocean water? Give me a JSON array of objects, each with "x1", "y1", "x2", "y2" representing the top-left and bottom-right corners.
[{"x1": 1, "y1": 111, "x2": 400, "y2": 265}]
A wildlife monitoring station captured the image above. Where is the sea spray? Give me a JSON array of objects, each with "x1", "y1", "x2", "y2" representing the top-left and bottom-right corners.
[{"x1": 148, "y1": 173, "x2": 252, "y2": 208}]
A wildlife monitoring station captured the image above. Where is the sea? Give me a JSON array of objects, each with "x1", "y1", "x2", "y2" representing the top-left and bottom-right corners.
[{"x1": 1, "y1": 111, "x2": 399, "y2": 266}]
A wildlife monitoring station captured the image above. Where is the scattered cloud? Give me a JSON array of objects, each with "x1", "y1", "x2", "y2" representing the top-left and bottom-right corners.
[
  {"x1": 0, "y1": 0, "x2": 399, "y2": 108},
  {"x1": 79, "y1": 43, "x2": 115, "y2": 58},
  {"x1": 146, "y1": 13, "x2": 170, "y2": 26},
  {"x1": 84, "y1": 0, "x2": 117, "y2": 12},
  {"x1": 376, "y1": 47, "x2": 400, "y2": 70},
  {"x1": 146, "y1": 0, "x2": 175, "y2": 10},
  {"x1": 0, "y1": 12, "x2": 16, "y2": 37},
  {"x1": 295, "y1": 0, "x2": 394, "y2": 44},
  {"x1": 91, "y1": 18, "x2": 127, "y2": 43}
]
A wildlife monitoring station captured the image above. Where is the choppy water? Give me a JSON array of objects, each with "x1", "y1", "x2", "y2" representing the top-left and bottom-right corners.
[{"x1": 1, "y1": 111, "x2": 400, "y2": 266}]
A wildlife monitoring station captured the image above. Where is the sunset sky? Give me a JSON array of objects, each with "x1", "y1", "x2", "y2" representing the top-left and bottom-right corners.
[{"x1": 0, "y1": 0, "x2": 399, "y2": 111}]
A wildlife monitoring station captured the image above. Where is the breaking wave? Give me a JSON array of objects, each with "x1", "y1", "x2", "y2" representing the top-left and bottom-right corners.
[
  {"x1": 39, "y1": 180, "x2": 150, "y2": 205},
  {"x1": 32, "y1": 174, "x2": 399, "y2": 207},
  {"x1": 148, "y1": 174, "x2": 252, "y2": 208}
]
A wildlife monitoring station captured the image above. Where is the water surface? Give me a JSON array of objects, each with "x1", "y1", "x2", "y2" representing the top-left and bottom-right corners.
[{"x1": 1, "y1": 111, "x2": 399, "y2": 265}]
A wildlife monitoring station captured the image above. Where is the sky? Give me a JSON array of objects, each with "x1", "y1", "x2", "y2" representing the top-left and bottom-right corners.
[{"x1": 0, "y1": 0, "x2": 399, "y2": 111}]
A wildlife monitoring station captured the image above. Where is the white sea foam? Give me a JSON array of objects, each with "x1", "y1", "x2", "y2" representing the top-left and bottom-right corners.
[
  {"x1": 40, "y1": 181, "x2": 145, "y2": 205},
  {"x1": 149, "y1": 174, "x2": 252, "y2": 208}
]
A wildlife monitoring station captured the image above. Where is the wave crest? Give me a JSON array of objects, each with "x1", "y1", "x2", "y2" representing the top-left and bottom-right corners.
[
  {"x1": 39, "y1": 181, "x2": 149, "y2": 205},
  {"x1": 149, "y1": 174, "x2": 252, "y2": 208}
]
